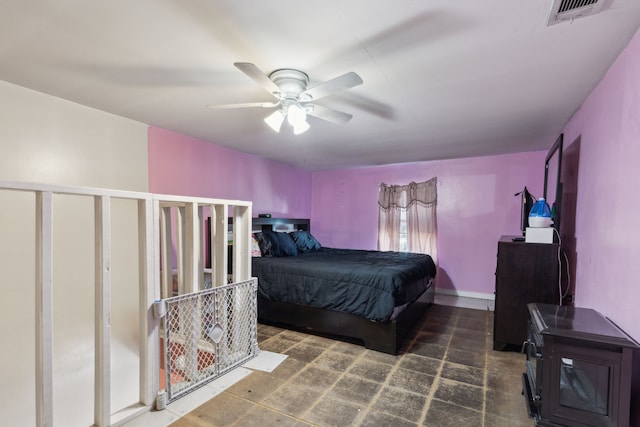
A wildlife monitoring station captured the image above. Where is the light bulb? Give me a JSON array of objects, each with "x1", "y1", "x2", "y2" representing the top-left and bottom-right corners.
[
  {"x1": 293, "y1": 121, "x2": 310, "y2": 135},
  {"x1": 287, "y1": 103, "x2": 307, "y2": 127},
  {"x1": 264, "y1": 110, "x2": 285, "y2": 132}
]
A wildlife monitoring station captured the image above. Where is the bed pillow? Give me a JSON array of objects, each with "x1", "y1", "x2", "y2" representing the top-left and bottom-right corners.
[
  {"x1": 253, "y1": 232, "x2": 272, "y2": 256},
  {"x1": 254, "y1": 231, "x2": 298, "y2": 257},
  {"x1": 251, "y1": 233, "x2": 261, "y2": 257},
  {"x1": 289, "y1": 230, "x2": 322, "y2": 252}
]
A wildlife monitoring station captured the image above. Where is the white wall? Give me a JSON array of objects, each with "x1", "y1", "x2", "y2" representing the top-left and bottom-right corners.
[
  {"x1": 0, "y1": 81, "x2": 149, "y2": 189},
  {"x1": 0, "y1": 81, "x2": 149, "y2": 425}
]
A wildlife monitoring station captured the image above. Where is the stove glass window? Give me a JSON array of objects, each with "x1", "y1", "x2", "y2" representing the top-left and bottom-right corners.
[{"x1": 558, "y1": 357, "x2": 609, "y2": 415}]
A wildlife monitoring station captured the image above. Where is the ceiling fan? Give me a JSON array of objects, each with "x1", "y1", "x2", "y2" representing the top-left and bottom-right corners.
[{"x1": 208, "y1": 62, "x2": 363, "y2": 134}]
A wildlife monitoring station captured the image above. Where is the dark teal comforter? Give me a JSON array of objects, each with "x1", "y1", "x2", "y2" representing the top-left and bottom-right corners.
[{"x1": 252, "y1": 248, "x2": 436, "y2": 322}]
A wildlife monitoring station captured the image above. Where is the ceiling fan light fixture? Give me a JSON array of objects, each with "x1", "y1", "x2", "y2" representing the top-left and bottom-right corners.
[
  {"x1": 287, "y1": 103, "x2": 307, "y2": 128},
  {"x1": 215, "y1": 63, "x2": 362, "y2": 135},
  {"x1": 264, "y1": 110, "x2": 285, "y2": 132},
  {"x1": 293, "y1": 121, "x2": 310, "y2": 135}
]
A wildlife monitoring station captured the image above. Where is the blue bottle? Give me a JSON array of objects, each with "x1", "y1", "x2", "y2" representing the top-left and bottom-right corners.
[{"x1": 528, "y1": 198, "x2": 551, "y2": 227}]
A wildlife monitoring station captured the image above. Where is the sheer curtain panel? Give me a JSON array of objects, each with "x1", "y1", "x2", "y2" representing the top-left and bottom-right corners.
[{"x1": 377, "y1": 178, "x2": 437, "y2": 261}]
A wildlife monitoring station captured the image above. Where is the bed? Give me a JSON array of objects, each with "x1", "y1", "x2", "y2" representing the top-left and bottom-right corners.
[{"x1": 211, "y1": 217, "x2": 437, "y2": 354}]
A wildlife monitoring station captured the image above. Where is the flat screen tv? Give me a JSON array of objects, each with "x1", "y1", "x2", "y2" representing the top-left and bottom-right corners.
[
  {"x1": 544, "y1": 134, "x2": 563, "y2": 230},
  {"x1": 517, "y1": 186, "x2": 535, "y2": 236}
]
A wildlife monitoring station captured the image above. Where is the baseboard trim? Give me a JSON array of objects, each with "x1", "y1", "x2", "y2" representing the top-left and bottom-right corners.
[
  {"x1": 434, "y1": 288, "x2": 495, "y2": 311},
  {"x1": 435, "y1": 288, "x2": 495, "y2": 301}
]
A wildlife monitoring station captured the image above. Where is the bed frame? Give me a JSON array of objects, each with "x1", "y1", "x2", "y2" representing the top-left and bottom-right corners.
[
  {"x1": 259, "y1": 281, "x2": 434, "y2": 354},
  {"x1": 251, "y1": 218, "x2": 435, "y2": 354}
]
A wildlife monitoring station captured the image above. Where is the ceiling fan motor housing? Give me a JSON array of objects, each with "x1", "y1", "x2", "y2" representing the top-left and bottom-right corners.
[{"x1": 268, "y1": 69, "x2": 310, "y2": 99}]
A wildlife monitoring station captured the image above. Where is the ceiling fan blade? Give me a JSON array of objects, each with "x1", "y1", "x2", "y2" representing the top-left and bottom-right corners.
[
  {"x1": 207, "y1": 101, "x2": 279, "y2": 109},
  {"x1": 234, "y1": 62, "x2": 282, "y2": 96},
  {"x1": 306, "y1": 104, "x2": 353, "y2": 125},
  {"x1": 301, "y1": 72, "x2": 363, "y2": 101}
]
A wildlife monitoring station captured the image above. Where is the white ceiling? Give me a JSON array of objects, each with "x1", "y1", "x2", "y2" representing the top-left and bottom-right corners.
[{"x1": 2, "y1": 1, "x2": 640, "y2": 170}]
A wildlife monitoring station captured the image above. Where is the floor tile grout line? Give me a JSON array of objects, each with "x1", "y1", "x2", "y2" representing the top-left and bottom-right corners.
[
  {"x1": 229, "y1": 393, "x2": 320, "y2": 426},
  {"x1": 349, "y1": 348, "x2": 408, "y2": 425},
  {"x1": 274, "y1": 332, "x2": 368, "y2": 423},
  {"x1": 229, "y1": 332, "x2": 328, "y2": 427},
  {"x1": 349, "y1": 306, "x2": 450, "y2": 426},
  {"x1": 181, "y1": 308, "x2": 520, "y2": 427},
  {"x1": 417, "y1": 308, "x2": 459, "y2": 426},
  {"x1": 255, "y1": 325, "x2": 434, "y2": 426},
  {"x1": 298, "y1": 341, "x2": 379, "y2": 424},
  {"x1": 255, "y1": 311, "x2": 482, "y2": 425}
]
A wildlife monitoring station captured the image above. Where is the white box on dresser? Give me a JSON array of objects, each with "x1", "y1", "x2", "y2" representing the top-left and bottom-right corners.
[{"x1": 525, "y1": 227, "x2": 555, "y2": 244}]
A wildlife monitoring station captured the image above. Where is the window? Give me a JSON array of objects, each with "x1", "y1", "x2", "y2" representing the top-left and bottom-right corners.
[{"x1": 377, "y1": 177, "x2": 437, "y2": 261}]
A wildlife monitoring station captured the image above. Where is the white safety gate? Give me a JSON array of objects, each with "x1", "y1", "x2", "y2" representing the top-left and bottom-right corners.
[{"x1": 156, "y1": 278, "x2": 258, "y2": 402}]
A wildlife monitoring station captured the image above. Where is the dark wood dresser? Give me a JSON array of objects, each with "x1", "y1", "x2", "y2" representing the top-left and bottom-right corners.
[{"x1": 493, "y1": 235, "x2": 560, "y2": 351}]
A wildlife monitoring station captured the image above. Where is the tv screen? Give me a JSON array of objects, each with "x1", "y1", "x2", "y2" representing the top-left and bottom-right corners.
[
  {"x1": 544, "y1": 134, "x2": 563, "y2": 230},
  {"x1": 517, "y1": 187, "x2": 535, "y2": 235}
]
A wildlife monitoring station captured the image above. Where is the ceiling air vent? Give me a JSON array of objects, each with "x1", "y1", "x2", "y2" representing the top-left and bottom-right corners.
[{"x1": 547, "y1": 0, "x2": 607, "y2": 25}]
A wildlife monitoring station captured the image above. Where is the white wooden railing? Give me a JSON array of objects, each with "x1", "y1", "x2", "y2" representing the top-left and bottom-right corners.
[{"x1": 0, "y1": 181, "x2": 252, "y2": 427}]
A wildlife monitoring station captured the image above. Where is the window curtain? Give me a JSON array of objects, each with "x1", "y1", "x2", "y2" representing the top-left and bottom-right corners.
[{"x1": 377, "y1": 177, "x2": 437, "y2": 260}]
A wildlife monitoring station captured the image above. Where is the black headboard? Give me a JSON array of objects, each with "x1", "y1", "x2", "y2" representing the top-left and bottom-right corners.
[
  {"x1": 250, "y1": 217, "x2": 310, "y2": 232},
  {"x1": 205, "y1": 217, "x2": 310, "y2": 268}
]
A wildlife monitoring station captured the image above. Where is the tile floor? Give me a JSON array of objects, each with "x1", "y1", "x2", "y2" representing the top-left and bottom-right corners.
[{"x1": 169, "y1": 304, "x2": 532, "y2": 426}]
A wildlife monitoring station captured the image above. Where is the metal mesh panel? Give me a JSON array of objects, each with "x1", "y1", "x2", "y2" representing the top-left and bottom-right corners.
[{"x1": 159, "y1": 278, "x2": 258, "y2": 402}]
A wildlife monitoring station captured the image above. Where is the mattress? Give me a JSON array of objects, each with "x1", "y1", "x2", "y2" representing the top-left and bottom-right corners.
[{"x1": 252, "y1": 247, "x2": 436, "y2": 322}]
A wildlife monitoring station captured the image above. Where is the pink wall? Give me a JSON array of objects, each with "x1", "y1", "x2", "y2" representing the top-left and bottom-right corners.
[
  {"x1": 148, "y1": 123, "x2": 547, "y2": 298},
  {"x1": 148, "y1": 127, "x2": 312, "y2": 217},
  {"x1": 563, "y1": 29, "x2": 640, "y2": 343},
  {"x1": 311, "y1": 151, "x2": 545, "y2": 296}
]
